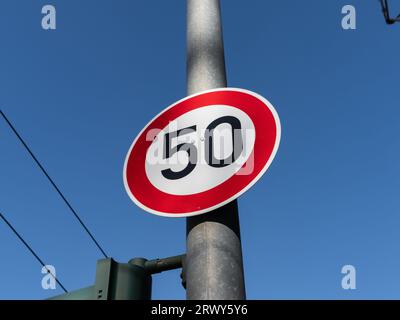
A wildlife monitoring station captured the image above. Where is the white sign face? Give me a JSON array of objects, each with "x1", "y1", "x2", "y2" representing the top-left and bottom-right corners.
[
  {"x1": 124, "y1": 88, "x2": 281, "y2": 217},
  {"x1": 145, "y1": 105, "x2": 256, "y2": 195}
]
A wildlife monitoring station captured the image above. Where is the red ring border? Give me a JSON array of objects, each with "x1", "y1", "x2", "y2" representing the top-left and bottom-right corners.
[{"x1": 124, "y1": 88, "x2": 280, "y2": 216}]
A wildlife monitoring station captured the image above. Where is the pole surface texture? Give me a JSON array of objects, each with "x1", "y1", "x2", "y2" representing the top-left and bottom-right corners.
[{"x1": 186, "y1": 0, "x2": 246, "y2": 300}]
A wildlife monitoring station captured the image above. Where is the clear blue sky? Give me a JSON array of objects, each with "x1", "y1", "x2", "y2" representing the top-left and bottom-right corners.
[{"x1": 1, "y1": 0, "x2": 400, "y2": 299}]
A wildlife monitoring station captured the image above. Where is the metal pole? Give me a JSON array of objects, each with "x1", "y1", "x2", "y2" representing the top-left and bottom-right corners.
[
  {"x1": 144, "y1": 254, "x2": 185, "y2": 274},
  {"x1": 186, "y1": 0, "x2": 246, "y2": 300}
]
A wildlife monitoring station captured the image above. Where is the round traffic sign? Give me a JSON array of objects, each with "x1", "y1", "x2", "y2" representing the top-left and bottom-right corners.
[{"x1": 123, "y1": 88, "x2": 281, "y2": 217}]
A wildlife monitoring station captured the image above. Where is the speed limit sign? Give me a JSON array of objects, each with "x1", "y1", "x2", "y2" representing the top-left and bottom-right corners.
[{"x1": 123, "y1": 88, "x2": 281, "y2": 217}]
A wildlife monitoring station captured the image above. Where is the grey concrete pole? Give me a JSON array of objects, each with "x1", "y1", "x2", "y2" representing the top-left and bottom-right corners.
[{"x1": 186, "y1": 0, "x2": 246, "y2": 300}]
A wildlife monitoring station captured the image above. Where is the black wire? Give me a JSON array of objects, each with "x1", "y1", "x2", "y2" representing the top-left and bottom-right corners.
[
  {"x1": 0, "y1": 109, "x2": 108, "y2": 258},
  {"x1": 381, "y1": 0, "x2": 389, "y2": 18},
  {"x1": 380, "y1": 0, "x2": 400, "y2": 24},
  {"x1": 0, "y1": 211, "x2": 68, "y2": 293}
]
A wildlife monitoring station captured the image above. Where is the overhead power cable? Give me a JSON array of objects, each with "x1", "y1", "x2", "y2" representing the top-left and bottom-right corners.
[
  {"x1": 0, "y1": 109, "x2": 108, "y2": 258},
  {"x1": 0, "y1": 211, "x2": 68, "y2": 293},
  {"x1": 380, "y1": 0, "x2": 400, "y2": 24}
]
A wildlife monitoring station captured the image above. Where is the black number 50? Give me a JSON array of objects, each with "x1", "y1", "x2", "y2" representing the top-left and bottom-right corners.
[{"x1": 161, "y1": 116, "x2": 243, "y2": 180}]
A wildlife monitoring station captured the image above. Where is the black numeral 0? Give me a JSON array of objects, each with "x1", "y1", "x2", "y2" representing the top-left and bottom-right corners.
[{"x1": 205, "y1": 116, "x2": 243, "y2": 168}]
